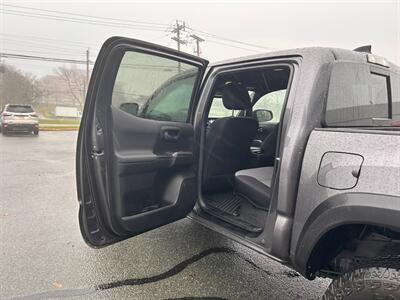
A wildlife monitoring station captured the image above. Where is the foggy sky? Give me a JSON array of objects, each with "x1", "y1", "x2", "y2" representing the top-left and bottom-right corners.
[{"x1": 1, "y1": 0, "x2": 399, "y2": 77}]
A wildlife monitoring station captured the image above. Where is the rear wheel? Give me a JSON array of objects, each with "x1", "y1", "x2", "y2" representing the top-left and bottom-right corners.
[
  {"x1": 323, "y1": 267, "x2": 400, "y2": 300},
  {"x1": 33, "y1": 129, "x2": 39, "y2": 135},
  {"x1": 2, "y1": 128, "x2": 8, "y2": 136}
]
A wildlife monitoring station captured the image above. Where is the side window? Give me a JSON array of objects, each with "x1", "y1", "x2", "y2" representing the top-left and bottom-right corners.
[
  {"x1": 325, "y1": 61, "x2": 398, "y2": 127},
  {"x1": 142, "y1": 75, "x2": 196, "y2": 122},
  {"x1": 253, "y1": 89, "x2": 286, "y2": 124},
  {"x1": 391, "y1": 72, "x2": 400, "y2": 122},
  {"x1": 112, "y1": 51, "x2": 199, "y2": 123}
]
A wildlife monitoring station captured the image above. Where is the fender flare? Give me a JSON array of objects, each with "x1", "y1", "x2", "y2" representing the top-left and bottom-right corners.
[{"x1": 293, "y1": 192, "x2": 400, "y2": 278}]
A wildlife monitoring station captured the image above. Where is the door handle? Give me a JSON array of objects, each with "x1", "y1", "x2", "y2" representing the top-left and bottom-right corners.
[{"x1": 161, "y1": 127, "x2": 180, "y2": 142}]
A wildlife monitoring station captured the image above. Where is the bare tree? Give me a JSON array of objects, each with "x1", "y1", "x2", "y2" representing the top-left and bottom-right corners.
[
  {"x1": 0, "y1": 64, "x2": 43, "y2": 109},
  {"x1": 54, "y1": 65, "x2": 86, "y2": 111}
]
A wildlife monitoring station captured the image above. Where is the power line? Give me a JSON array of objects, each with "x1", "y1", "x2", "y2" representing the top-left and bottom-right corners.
[
  {"x1": 204, "y1": 38, "x2": 260, "y2": 53},
  {"x1": 153, "y1": 32, "x2": 172, "y2": 41},
  {"x1": 2, "y1": 38, "x2": 98, "y2": 56},
  {"x1": 0, "y1": 33, "x2": 99, "y2": 49},
  {"x1": 1, "y1": 48, "x2": 92, "y2": 58},
  {"x1": 2, "y1": 4, "x2": 272, "y2": 51},
  {"x1": 0, "y1": 52, "x2": 190, "y2": 71},
  {"x1": 186, "y1": 26, "x2": 273, "y2": 51},
  {"x1": 2, "y1": 35, "x2": 261, "y2": 61},
  {"x1": 1, "y1": 4, "x2": 273, "y2": 62},
  {"x1": 3, "y1": 3, "x2": 170, "y2": 27},
  {"x1": 1, "y1": 9, "x2": 169, "y2": 31},
  {"x1": 0, "y1": 9, "x2": 170, "y2": 32},
  {"x1": 0, "y1": 52, "x2": 90, "y2": 64}
]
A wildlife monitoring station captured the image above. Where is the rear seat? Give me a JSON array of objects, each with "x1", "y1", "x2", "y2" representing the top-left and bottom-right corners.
[{"x1": 234, "y1": 167, "x2": 274, "y2": 209}]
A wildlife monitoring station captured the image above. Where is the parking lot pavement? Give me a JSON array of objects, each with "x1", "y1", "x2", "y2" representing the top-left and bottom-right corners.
[{"x1": 0, "y1": 131, "x2": 330, "y2": 299}]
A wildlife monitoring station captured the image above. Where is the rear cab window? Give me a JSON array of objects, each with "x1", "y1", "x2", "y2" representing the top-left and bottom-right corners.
[
  {"x1": 6, "y1": 105, "x2": 34, "y2": 113},
  {"x1": 325, "y1": 60, "x2": 400, "y2": 127}
]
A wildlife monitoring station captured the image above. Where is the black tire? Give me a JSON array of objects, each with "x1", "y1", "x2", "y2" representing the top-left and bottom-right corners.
[
  {"x1": 323, "y1": 267, "x2": 400, "y2": 300},
  {"x1": 33, "y1": 129, "x2": 39, "y2": 136},
  {"x1": 2, "y1": 128, "x2": 8, "y2": 136}
]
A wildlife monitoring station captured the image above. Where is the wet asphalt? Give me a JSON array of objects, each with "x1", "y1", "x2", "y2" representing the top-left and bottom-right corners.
[{"x1": 0, "y1": 131, "x2": 330, "y2": 299}]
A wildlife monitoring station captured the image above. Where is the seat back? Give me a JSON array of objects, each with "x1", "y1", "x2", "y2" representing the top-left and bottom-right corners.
[
  {"x1": 203, "y1": 82, "x2": 258, "y2": 192},
  {"x1": 259, "y1": 124, "x2": 279, "y2": 165}
]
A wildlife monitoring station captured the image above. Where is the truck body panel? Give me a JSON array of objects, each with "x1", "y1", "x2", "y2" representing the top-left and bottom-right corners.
[{"x1": 291, "y1": 128, "x2": 400, "y2": 274}]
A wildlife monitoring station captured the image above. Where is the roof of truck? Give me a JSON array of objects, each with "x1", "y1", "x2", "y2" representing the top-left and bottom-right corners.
[{"x1": 209, "y1": 46, "x2": 400, "y2": 72}]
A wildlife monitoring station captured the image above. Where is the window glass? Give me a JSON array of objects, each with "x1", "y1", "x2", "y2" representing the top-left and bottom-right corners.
[
  {"x1": 392, "y1": 72, "x2": 400, "y2": 122},
  {"x1": 326, "y1": 62, "x2": 391, "y2": 126},
  {"x1": 370, "y1": 73, "x2": 389, "y2": 106},
  {"x1": 208, "y1": 97, "x2": 238, "y2": 118},
  {"x1": 6, "y1": 105, "x2": 34, "y2": 113},
  {"x1": 253, "y1": 89, "x2": 286, "y2": 123},
  {"x1": 112, "y1": 51, "x2": 199, "y2": 122},
  {"x1": 143, "y1": 75, "x2": 196, "y2": 122}
]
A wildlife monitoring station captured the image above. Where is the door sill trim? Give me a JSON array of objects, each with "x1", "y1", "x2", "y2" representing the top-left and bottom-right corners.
[{"x1": 187, "y1": 213, "x2": 288, "y2": 265}]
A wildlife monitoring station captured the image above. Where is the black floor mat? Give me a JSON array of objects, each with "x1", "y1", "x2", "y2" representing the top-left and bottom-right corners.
[
  {"x1": 206, "y1": 192, "x2": 242, "y2": 216},
  {"x1": 203, "y1": 191, "x2": 267, "y2": 234}
]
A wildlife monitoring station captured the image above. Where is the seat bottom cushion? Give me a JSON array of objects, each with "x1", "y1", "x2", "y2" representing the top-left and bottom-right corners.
[{"x1": 235, "y1": 167, "x2": 274, "y2": 209}]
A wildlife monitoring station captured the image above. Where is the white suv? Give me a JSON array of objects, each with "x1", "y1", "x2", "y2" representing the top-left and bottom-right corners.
[{"x1": 1, "y1": 104, "x2": 39, "y2": 136}]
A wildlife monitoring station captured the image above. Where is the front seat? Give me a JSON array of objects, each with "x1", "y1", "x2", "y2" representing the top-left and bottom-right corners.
[{"x1": 203, "y1": 82, "x2": 258, "y2": 192}]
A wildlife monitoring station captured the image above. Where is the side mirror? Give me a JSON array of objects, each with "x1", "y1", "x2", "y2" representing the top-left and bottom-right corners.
[
  {"x1": 120, "y1": 102, "x2": 139, "y2": 116},
  {"x1": 253, "y1": 109, "x2": 273, "y2": 123}
]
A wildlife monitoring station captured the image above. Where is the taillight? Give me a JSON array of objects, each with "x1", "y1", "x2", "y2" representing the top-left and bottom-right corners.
[
  {"x1": 30, "y1": 113, "x2": 38, "y2": 117},
  {"x1": 391, "y1": 120, "x2": 400, "y2": 127},
  {"x1": 1, "y1": 112, "x2": 12, "y2": 117}
]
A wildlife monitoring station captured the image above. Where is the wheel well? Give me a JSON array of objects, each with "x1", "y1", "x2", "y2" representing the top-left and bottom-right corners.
[{"x1": 306, "y1": 224, "x2": 400, "y2": 279}]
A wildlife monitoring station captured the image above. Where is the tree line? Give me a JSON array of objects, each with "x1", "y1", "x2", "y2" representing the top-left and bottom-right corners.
[{"x1": 0, "y1": 63, "x2": 87, "y2": 112}]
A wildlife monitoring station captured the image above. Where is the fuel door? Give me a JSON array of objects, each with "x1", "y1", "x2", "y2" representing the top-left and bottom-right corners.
[{"x1": 317, "y1": 151, "x2": 364, "y2": 190}]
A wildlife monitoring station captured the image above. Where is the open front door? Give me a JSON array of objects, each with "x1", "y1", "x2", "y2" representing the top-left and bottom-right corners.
[{"x1": 76, "y1": 37, "x2": 208, "y2": 247}]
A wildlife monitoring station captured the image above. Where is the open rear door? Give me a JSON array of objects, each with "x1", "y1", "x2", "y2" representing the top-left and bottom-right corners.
[{"x1": 76, "y1": 37, "x2": 208, "y2": 247}]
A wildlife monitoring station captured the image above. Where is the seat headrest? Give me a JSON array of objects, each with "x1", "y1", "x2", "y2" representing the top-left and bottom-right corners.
[{"x1": 221, "y1": 82, "x2": 251, "y2": 110}]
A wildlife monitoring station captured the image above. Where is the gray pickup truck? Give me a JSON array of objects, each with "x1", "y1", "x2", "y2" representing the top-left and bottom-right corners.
[{"x1": 76, "y1": 37, "x2": 400, "y2": 299}]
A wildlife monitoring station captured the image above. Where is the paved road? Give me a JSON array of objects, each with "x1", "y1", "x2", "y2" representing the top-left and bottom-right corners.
[{"x1": 0, "y1": 131, "x2": 330, "y2": 299}]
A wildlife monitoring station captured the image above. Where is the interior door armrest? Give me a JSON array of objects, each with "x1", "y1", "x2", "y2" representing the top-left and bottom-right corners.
[{"x1": 162, "y1": 151, "x2": 193, "y2": 167}]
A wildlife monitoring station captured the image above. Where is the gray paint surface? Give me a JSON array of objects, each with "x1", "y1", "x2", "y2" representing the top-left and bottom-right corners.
[{"x1": 291, "y1": 129, "x2": 400, "y2": 262}]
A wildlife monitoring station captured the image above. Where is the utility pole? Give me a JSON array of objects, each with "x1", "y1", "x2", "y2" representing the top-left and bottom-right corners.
[
  {"x1": 190, "y1": 34, "x2": 204, "y2": 57},
  {"x1": 171, "y1": 20, "x2": 187, "y2": 72},
  {"x1": 0, "y1": 63, "x2": 5, "y2": 111},
  {"x1": 171, "y1": 20, "x2": 186, "y2": 51},
  {"x1": 83, "y1": 48, "x2": 90, "y2": 105},
  {"x1": 86, "y1": 48, "x2": 90, "y2": 85}
]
